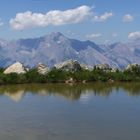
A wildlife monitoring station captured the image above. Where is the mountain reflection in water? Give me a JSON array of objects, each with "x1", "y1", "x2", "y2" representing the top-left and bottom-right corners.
[{"x1": 0, "y1": 82, "x2": 140, "y2": 102}]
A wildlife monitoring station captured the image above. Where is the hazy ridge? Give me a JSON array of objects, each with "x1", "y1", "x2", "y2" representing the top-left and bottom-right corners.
[{"x1": 0, "y1": 32, "x2": 139, "y2": 68}]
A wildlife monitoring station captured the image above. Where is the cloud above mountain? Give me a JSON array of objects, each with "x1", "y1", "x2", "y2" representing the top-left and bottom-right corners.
[
  {"x1": 93, "y1": 12, "x2": 113, "y2": 22},
  {"x1": 10, "y1": 5, "x2": 93, "y2": 30},
  {"x1": 0, "y1": 19, "x2": 3, "y2": 26},
  {"x1": 123, "y1": 14, "x2": 134, "y2": 22},
  {"x1": 10, "y1": 5, "x2": 114, "y2": 30},
  {"x1": 128, "y1": 31, "x2": 140, "y2": 40},
  {"x1": 86, "y1": 33, "x2": 102, "y2": 39}
]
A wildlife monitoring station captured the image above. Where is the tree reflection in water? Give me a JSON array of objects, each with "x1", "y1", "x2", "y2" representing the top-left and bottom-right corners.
[{"x1": 0, "y1": 82, "x2": 140, "y2": 102}]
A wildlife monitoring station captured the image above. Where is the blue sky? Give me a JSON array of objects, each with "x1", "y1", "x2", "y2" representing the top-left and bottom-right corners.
[{"x1": 0, "y1": 0, "x2": 140, "y2": 43}]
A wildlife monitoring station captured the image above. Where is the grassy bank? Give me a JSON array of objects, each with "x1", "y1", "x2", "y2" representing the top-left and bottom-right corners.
[{"x1": 0, "y1": 67, "x2": 140, "y2": 84}]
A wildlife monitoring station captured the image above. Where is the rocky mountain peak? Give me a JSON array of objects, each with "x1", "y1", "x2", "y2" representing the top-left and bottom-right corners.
[
  {"x1": 45, "y1": 32, "x2": 65, "y2": 40},
  {"x1": 0, "y1": 32, "x2": 140, "y2": 68}
]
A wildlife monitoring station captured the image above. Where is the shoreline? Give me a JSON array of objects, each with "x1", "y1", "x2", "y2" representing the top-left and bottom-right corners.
[
  {"x1": 0, "y1": 80, "x2": 139, "y2": 86},
  {"x1": 1, "y1": 61, "x2": 140, "y2": 85}
]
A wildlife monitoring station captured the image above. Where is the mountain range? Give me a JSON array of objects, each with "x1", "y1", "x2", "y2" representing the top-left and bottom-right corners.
[{"x1": 0, "y1": 32, "x2": 140, "y2": 68}]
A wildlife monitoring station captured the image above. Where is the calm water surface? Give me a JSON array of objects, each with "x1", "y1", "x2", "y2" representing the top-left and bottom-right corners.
[{"x1": 0, "y1": 83, "x2": 140, "y2": 140}]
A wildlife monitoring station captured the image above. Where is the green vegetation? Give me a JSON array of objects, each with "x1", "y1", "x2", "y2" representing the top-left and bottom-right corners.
[{"x1": 1, "y1": 66, "x2": 140, "y2": 85}]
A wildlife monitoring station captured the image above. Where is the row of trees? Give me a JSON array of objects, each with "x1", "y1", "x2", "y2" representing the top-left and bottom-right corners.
[{"x1": 0, "y1": 66, "x2": 140, "y2": 84}]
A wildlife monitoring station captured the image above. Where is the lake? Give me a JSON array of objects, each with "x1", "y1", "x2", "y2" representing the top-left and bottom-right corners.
[{"x1": 0, "y1": 83, "x2": 140, "y2": 140}]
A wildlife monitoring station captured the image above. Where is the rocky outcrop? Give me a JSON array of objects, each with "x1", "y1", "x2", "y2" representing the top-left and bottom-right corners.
[
  {"x1": 125, "y1": 63, "x2": 140, "y2": 71},
  {"x1": 65, "y1": 78, "x2": 75, "y2": 83},
  {"x1": 94, "y1": 64, "x2": 118, "y2": 72},
  {"x1": 95, "y1": 64, "x2": 111, "y2": 72},
  {"x1": 4, "y1": 62, "x2": 28, "y2": 74},
  {"x1": 95, "y1": 64, "x2": 110, "y2": 70},
  {"x1": 110, "y1": 68, "x2": 118, "y2": 72},
  {"x1": 54, "y1": 60, "x2": 82, "y2": 72},
  {"x1": 37, "y1": 63, "x2": 49, "y2": 75},
  {"x1": 80, "y1": 64, "x2": 93, "y2": 71}
]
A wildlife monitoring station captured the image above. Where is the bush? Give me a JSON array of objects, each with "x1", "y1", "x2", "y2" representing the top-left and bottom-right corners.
[
  {"x1": 25, "y1": 69, "x2": 47, "y2": 83},
  {"x1": 0, "y1": 67, "x2": 139, "y2": 84},
  {"x1": 47, "y1": 69, "x2": 69, "y2": 82}
]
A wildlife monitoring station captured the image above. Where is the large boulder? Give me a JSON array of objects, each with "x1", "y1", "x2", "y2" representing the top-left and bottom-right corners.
[
  {"x1": 95, "y1": 64, "x2": 110, "y2": 70},
  {"x1": 110, "y1": 67, "x2": 118, "y2": 72},
  {"x1": 54, "y1": 60, "x2": 82, "y2": 72},
  {"x1": 37, "y1": 63, "x2": 50, "y2": 75},
  {"x1": 94, "y1": 64, "x2": 114, "y2": 72},
  {"x1": 4, "y1": 62, "x2": 28, "y2": 74},
  {"x1": 125, "y1": 63, "x2": 140, "y2": 71},
  {"x1": 80, "y1": 64, "x2": 93, "y2": 71}
]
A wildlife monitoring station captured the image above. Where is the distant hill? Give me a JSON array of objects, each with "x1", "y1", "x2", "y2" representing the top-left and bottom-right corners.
[{"x1": 0, "y1": 32, "x2": 140, "y2": 68}]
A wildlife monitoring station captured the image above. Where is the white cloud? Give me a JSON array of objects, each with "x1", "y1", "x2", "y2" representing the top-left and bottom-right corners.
[
  {"x1": 0, "y1": 22, "x2": 3, "y2": 26},
  {"x1": 112, "y1": 33, "x2": 118, "y2": 37},
  {"x1": 93, "y1": 12, "x2": 113, "y2": 22},
  {"x1": 86, "y1": 33, "x2": 102, "y2": 39},
  {"x1": 128, "y1": 31, "x2": 140, "y2": 40},
  {"x1": 0, "y1": 19, "x2": 4, "y2": 27},
  {"x1": 104, "y1": 40, "x2": 111, "y2": 44},
  {"x1": 123, "y1": 14, "x2": 134, "y2": 22},
  {"x1": 66, "y1": 30, "x2": 76, "y2": 36},
  {"x1": 10, "y1": 5, "x2": 114, "y2": 30},
  {"x1": 10, "y1": 5, "x2": 93, "y2": 30}
]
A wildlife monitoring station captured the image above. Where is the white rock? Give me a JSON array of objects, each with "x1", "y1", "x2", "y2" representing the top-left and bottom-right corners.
[
  {"x1": 4, "y1": 62, "x2": 28, "y2": 74},
  {"x1": 126, "y1": 63, "x2": 138, "y2": 69},
  {"x1": 95, "y1": 64, "x2": 110, "y2": 70},
  {"x1": 37, "y1": 63, "x2": 49, "y2": 75},
  {"x1": 80, "y1": 64, "x2": 93, "y2": 71},
  {"x1": 125, "y1": 63, "x2": 140, "y2": 71},
  {"x1": 111, "y1": 68, "x2": 118, "y2": 72},
  {"x1": 54, "y1": 60, "x2": 81, "y2": 72},
  {"x1": 94, "y1": 64, "x2": 114, "y2": 73}
]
